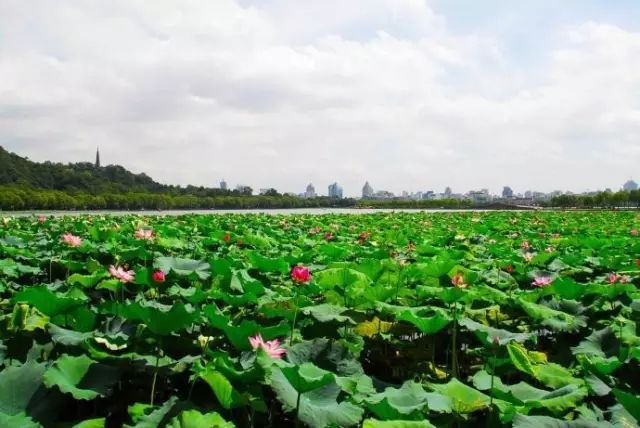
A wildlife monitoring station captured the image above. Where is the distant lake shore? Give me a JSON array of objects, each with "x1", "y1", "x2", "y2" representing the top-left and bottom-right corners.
[{"x1": 2, "y1": 206, "x2": 553, "y2": 217}]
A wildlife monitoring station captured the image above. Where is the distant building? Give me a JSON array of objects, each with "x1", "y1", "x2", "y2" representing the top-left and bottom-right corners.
[
  {"x1": 220, "y1": 179, "x2": 228, "y2": 190},
  {"x1": 502, "y1": 186, "x2": 514, "y2": 198},
  {"x1": 304, "y1": 183, "x2": 316, "y2": 198},
  {"x1": 328, "y1": 182, "x2": 343, "y2": 199},
  {"x1": 362, "y1": 181, "x2": 374, "y2": 199},
  {"x1": 444, "y1": 187, "x2": 452, "y2": 197},
  {"x1": 373, "y1": 190, "x2": 394, "y2": 199},
  {"x1": 623, "y1": 179, "x2": 638, "y2": 191},
  {"x1": 95, "y1": 147, "x2": 100, "y2": 168},
  {"x1": 468, "y1": 189, "x2": 491, "y2": 203}
]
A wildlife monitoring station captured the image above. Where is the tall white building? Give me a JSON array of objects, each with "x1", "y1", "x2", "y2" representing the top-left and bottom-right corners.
[
  {"x1": 623, "y1": 179, "x2": 638, "y2": 191},
  {"x1": 362, "y1": 181, "x2": 374, "y2": 198},
  {"x1": 328, "y1": 182, "x2": 343, "y2": 199},
  {"x1": 220, "y1": 179, "x2": 228, "y2": 190},
  {"x1": 304, "y1": 183, "x2": 316, "y2": 198}
]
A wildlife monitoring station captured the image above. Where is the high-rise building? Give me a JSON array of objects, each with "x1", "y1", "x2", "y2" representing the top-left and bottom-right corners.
[
  {"x1": 328, "y1": 182, "x2": 343, "y2": 199},
  {"x1": 362, "y1": 181, "x2": 374, "y2": 198},
  {"x1": 444, "y1": 186, "x2": 452, "y2": 197},
  {"x1": 220, "y1": 179, "x2": 228, "y2": 190},
  {"x1": 304, "y1": 183, "x2": 316, "y2": 198},
  {"x1": 502, "y1": 186, "x2": 514, "y2": 198},
  {"x1": 623, "y1": 179, "x2": 638, "y2": 191},
  {"x1": 95, "y1": 147, "x2": 100, "y2": 168}
]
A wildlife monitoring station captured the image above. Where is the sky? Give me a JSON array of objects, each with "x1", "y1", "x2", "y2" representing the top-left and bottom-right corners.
[{"x1": 1, "y1": 0, "x2": 639, "y2": 197}]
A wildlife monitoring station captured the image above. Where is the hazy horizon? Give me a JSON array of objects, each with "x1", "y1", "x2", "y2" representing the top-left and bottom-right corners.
[{"x1": 1, "y1": 1, "x2": 639, "y2": 197}]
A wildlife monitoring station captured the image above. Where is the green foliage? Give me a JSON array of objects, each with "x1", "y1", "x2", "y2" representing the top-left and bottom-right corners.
[{"x1": 0, "y1": 211, "x2": 638, "y2": 426}]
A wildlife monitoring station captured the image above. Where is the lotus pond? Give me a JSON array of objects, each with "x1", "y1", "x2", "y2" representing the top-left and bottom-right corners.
[{"x1": 0, "y1": 212, "x2": 639, "y2": 427}]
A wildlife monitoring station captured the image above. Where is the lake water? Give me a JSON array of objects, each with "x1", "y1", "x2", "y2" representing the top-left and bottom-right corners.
[{"x1": 5, "y1": 207, "x2": 535, "y2": 217}]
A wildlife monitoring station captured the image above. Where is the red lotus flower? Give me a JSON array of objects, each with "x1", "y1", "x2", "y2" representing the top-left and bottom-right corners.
[
  {"x1": 61, "y1": 233, "x2": 82, "y2": 247},
  {"x1": 291, "y1": 265, "x2": 311, "y2": 283},
  {"x1": 324, "y1": 232, "x2": 334, "y2": 241},
  {"x1": 505, "y1": 264, "x2": 514, "y2": 273},
  {"x1": 223, "y1": 233, "x2": 231, "y2": 242},
  {"x1": 636, "y1": 258, "x2": 640, "y2": 267},
  {"x1": 249, "y1": 334, "x2": 286, "y2": 359},
  {"x1": 152, "y1": 271, "x2": 166, "y2": 283},
  {"x1": 631, "y1": 229, "x2": 639, "y2": 236}
]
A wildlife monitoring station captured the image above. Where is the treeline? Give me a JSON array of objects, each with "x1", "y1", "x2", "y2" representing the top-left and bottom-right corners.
[
  {"x1": 356, "y1": 198, "x2": 472, "y2": 209},
  {"x1": 0, "y1": 146, "x2": 254, "y2": 196},
  {"x1": 547, "y1": 190, "x2": 640, "y2": 208},
  {"x1": 0, "y1": 185, "x2": 357, "y2": 211}
]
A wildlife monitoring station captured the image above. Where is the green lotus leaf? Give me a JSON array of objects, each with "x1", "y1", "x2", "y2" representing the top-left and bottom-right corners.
[
  {"x1": 12, "y1": 286, "x2": 85, "y2": 317},
  {"x1": 365, "y1": 381, "x2": 451, "y2": 420},
  {"x1": 0, "y1": 412, "x2": 42, "y2": 428},
  {"x1": 154, "y1": 257, "x2": 210, "y2": 279},
  {"x1": 167, "y1": 410, "x2": 234, "y2": 428},
  {"x1": 459, "y1": 317, "x2": 532, "y2": 346},
  {"x1": 0, "y1": 360, "x2": 46, "y2": 415},
  {"x1": 267, "y1": 368, "x2": 363, "y2": 428},
  {"x1": 125, "y1": 396, "x2": 178, "y2": 428},
  {"x1": 362, "y1": 420, "x2": 436, "y2": 428},
  {"x1": 43, "y1": 354, "x2": 102, "y2": 400}
]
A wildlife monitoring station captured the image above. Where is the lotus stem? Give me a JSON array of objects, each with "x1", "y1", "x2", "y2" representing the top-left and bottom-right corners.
[
  {"x1": 150, "y1": 343, "x2": 161, "y2": 406},
  {"x1": 289, "y1": 290, "x2": 300, "y2": 347},
  {"x1": 451, "y1": 303, "x2": 459, "y2": 378}
]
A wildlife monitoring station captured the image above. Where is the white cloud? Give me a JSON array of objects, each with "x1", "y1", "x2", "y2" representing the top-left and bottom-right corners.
[{"x1": 0, "y1": 1, "x2": 639, "y2": 196}]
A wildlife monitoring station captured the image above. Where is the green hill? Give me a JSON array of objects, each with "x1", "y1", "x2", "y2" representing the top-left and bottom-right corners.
[{"x1": 0, "y1": 146, "x2": 164, "y2": 194}]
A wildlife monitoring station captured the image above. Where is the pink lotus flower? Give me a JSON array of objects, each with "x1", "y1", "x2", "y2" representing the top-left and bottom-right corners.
[
  {"x1": 134, "y1": 228, "x2": 154, "y2": 240},
  {"x1": 619, "y1": 275, "x2": 631, "y2": 284},
  {"x1": 521, "y1": 241, "x2": 530, "y2": 250},
  {"x1": 291, "y1": 265, "x2": 311, "y2": 283},
  {"x1": 152, "y1": 271, "x2": 165, "y2": 283},
  {"x1": 324, "y1": 232, "x2": 334, "y2": 241},
  {"x1": 38, "y1": 215, "x2": 47, "y2": 223},
  {"x1": 109, "y1": 265, "x2": 135, "y2": 283},
  {"x1": 451, "y1": 273, "x2": 468, "y2": 289},
  {"x1": 532, "y1": 276, "x2": 553, "y2": 287},
  {"x1": 61, "y1": 233, "x2": 82, "y2": 247},
  {"x1": 607, "y1": 273, "x2": 619, "y2": 284},
  {"x1": 309, "y1": 227, "x2": 322, "y2": 235},
  {"x1": 631, "y1": 229, "x2": 639, "y2": 236},
  {"x1": 523, "y1": 252, "x2": 535, "y2": 262},
  {"x1": 545, "y1": 246, "x2": 555, "y2": 253},
  {"x1": 249, "y1": 334, "x2": 286, "y2": 359}
]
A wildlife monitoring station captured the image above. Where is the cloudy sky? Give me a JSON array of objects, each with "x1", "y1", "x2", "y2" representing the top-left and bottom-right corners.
[{"x1": 1, "y1": 0, "x2": 639, "y2": 196}]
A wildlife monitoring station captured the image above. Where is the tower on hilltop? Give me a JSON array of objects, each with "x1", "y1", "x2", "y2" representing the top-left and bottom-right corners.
[{"x1": 95, "y1": 147, "x2": 100, "y2": 168}]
